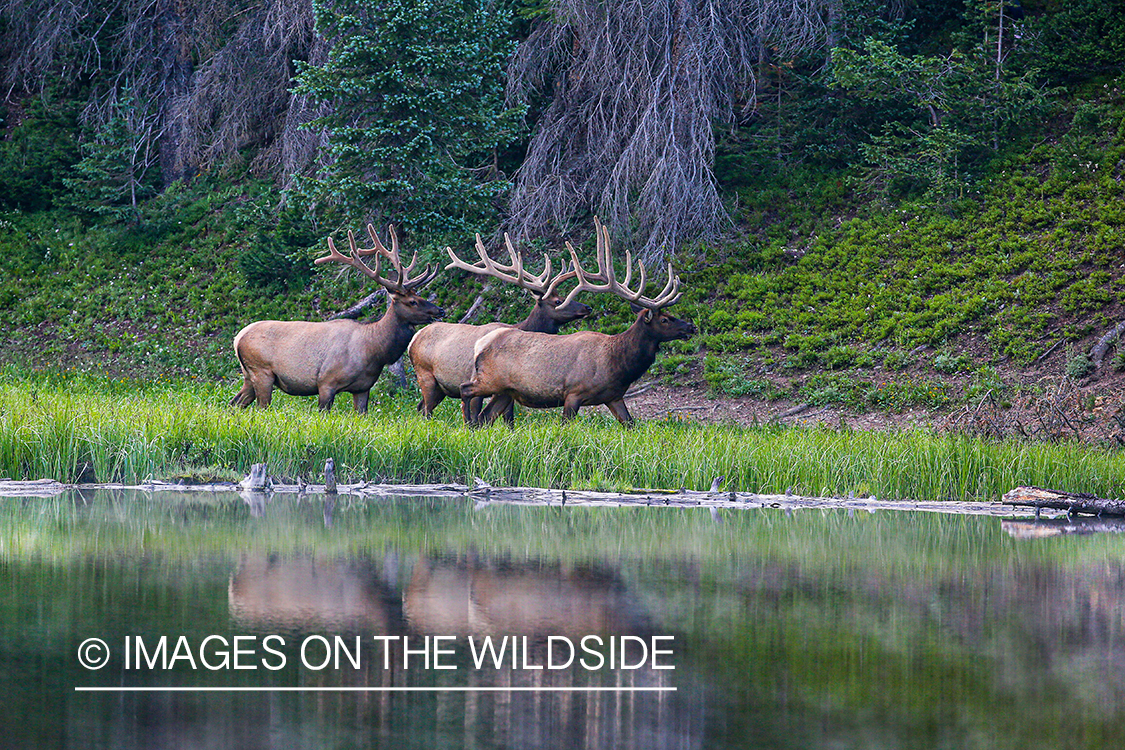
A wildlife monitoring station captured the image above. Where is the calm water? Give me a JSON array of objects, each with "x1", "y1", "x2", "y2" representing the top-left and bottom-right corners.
[{"x1": 2, "y1": 489, "x2": 1124, "y2": 749}]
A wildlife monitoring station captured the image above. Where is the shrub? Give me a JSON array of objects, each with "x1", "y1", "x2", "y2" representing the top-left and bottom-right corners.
[
  {"x1": 1065, "y1": 352, "x2": 1095, "y2": 379},
  {"x1": 933, "y1": 352, "x2": 972, "y2": 373}
]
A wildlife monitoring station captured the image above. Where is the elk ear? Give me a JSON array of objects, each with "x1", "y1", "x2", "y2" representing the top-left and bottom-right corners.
[{"x1": 628, "y1": 302, "x2": 653, "y2": 322}]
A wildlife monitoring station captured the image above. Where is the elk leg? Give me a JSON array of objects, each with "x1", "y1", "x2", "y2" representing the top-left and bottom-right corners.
[
  {"x1": 467, "y1": 396, "x2": 486, "y2": 425},
  {"x1": 478, "y1": 394, "x2": 514, "y2": 427},
  {"x1": 352, "y1": 391, "x2": 370, "y2": 414},
  {"x1": 415, "y1": 370, "x2": 444, "y2": 417},
  {"x1": 562, "y1": 394, "x2": 584, "y2": 422},
  {"x1": 317, "y1": 386, "x2": 337, "y2": 412},
  {"x1": 250, "y1": 372, "x2": 274, "y2": 409},
  {"x1": 605, "y1": 399, "x2": 635, "y2": 428},
  {"x1": 230, "y1": 377, "x2": 256, "y2": 408}
]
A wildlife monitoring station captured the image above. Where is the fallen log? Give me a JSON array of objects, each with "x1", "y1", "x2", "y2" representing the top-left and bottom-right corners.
[{"x1": 1001, "y1": 486, "x2": 1125, "y2": 516}]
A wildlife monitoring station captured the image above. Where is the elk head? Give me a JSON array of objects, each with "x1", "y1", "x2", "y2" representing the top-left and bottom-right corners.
[
  {"x1": 316, "y1": 224, "x2": 444, "y2": 325},
  {"x1": 445, "y1": 233, "x2": 592, "y2": 329}
]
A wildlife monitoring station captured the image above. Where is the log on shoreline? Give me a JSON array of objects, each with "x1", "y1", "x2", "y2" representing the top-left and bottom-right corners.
[{"x1": 1001, "y1": 486, "x2": 1125, "y2": 516}]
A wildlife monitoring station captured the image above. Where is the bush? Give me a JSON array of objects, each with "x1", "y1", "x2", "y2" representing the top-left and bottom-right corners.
[
  {"x1": 1065, "y1": 352, "x2": 1095, "y2": 379},
  {"x1": 933, "y1": 352, "x2": 972, "y2": 373}
]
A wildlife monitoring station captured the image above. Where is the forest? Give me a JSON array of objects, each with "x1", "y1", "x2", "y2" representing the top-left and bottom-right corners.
[{"x1": 2, "y1": 0, "x2": 1125, "y2": 440}]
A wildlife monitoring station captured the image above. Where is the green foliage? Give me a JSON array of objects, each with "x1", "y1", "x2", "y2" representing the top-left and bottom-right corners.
[
  {"x1": 1065, "y1": 352, "x2": 1094, "y2": 380},
  {"x1": 884, "y1": 350, "x2": 912, "y2": 371},
  {"x1": 798, "y1": 374, "x2": 951, "y2": 412},
  {"x1": 831, "y1": 35, "x2": 1048, "y2": 201},
  {"x1": 293, "y1": 0, "x2": 525, "y2": 240},
  {"x1": 1031, "y1": 0, "x2": 1125, "y2": 83},
  {"x1": 655, "y1": 353, "x2": 696, "y2": 384},
  {"x1": 237, "y1": 203, "x2": 320, "y2": 291},
  {"x1": 933, "y1": 352, "x2": 971, "y2": 373},
  {"x1": 704, "y1": 355, "x2": 785, "y2": 399},
  {"x1": 0, "y1": 95, "x2": 81, "y2": 211}
]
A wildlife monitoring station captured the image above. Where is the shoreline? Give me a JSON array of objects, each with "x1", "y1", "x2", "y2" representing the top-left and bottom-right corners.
[{"x1": 0, "y1": 478, "x2": 1060, "y2": 519}]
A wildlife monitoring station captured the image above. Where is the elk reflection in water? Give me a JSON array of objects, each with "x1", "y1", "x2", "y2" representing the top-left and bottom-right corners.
[{"x1": 226, "y1": 552, "x2": 652, "y2": 642}]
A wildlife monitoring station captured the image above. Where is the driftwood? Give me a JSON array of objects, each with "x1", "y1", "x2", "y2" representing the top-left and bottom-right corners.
[
  {"x1": 238, "y1": 463, "x2": 272, "y2": 492},
  {"x1": 0, "y1": 478, "x2": 1036, "y2": 518},
  {"x1": 775, "y1": 402, "x2": 812, "y2": 420},
  {"x1": 324, "y1": 458, "x2": 337, "y2": 495},
  {"x1": 1092, "y1": 321, "x2": 1125, "y2": 368},
  {"x1": 1001, "y1": 486, "x2": 1125, "y2": 517}
]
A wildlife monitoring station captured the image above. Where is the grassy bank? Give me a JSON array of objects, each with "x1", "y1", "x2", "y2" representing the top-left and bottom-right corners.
[
  {"x1": 1, "y1": 370, "x2": 1122, "y2": 503},
  {"x1": 1, "y1": 82, "x2": 1125, "y2": 415}
]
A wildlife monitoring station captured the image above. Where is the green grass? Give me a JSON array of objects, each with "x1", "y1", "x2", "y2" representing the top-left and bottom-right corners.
[{"x1": 2, "y1": 369, "x2": 1123, "y2": 503}]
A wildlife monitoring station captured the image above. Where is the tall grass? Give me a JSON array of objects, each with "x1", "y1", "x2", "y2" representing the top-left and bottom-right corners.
[{"x1": 1, "y1": 370, "x2": 1123, "y2": 502}]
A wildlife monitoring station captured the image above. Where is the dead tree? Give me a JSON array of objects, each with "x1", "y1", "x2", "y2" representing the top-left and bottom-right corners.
[{"x1": 506, "y1": 0, "x2": 834, "y2": 263}]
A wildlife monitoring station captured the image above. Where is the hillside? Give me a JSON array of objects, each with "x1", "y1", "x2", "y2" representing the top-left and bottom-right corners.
[{"x1": 2, "y1": 80, "x2": 1124, "y2": 442}]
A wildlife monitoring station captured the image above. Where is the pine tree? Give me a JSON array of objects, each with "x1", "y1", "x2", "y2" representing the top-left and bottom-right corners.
[
  {"x1": 293, "y1": 0, "x2": 524, "y2": 240},
  {"x1": 62, "y1": 87, "x2": 161, "y2": 224}
]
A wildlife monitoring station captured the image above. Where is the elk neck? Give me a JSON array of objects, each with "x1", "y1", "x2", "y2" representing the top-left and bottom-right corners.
[
  {"x1": 369, "y1": 295, "x2": 419, "y2": 362},
  {"x1": 607, "y1": 314, "x2": 662, "y2": 383},
  {"x1": 518, "y1": 300, "x2": 564, "y2": 334}
]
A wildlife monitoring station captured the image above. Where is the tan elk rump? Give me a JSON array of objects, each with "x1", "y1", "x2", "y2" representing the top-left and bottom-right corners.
[
  {"x1": 461, "y1": 219, "x2": 695, "y2": 426},
  {"x1": 231, "y1": 225, "x2": 443, "y2": 413},
  {"x1": 408, "y1": 232, "x2": 592, "y2": 423}
]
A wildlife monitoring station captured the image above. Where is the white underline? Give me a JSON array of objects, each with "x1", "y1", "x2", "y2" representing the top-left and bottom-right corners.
[{"x1": 75, "y1": 686, "x2": 676, "y2": 693}]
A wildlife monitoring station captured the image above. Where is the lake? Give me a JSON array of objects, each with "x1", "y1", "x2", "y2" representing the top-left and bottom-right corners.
[{"x1": 2, "y1": 489, "x2": 1123, "y2": 749}]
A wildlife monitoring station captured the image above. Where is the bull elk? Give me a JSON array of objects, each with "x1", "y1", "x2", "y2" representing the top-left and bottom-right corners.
[
  {"x1": 230, "y1": 225, "x2": 443, "y2": 413},
  {"x1": 461, "y1": 219, "x2": 696, "y2": 427},
  {"x1": 408, "y1": 233, "x2": 592, "y2": 423}
]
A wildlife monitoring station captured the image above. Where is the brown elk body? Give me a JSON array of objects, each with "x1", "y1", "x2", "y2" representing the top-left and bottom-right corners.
[
  {"x1": 409, "y1": 234, "x2": 591, "y2": 423},
  {"x1": 231, "y1": 225, "x2": 443, "y2": 413},
  {"x1": 461, "y1": 220, "x2": 695, "y2": 427}
]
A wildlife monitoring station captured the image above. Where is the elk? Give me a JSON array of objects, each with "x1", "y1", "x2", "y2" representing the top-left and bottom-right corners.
[
  {"x1": 230, "y1": 225, "x2": 443, "y2": 413},
  {"x1": 408, "y1": 232, "x2": 592, "y2": 423},
  {"x1": 461, "y1": 219, "x2": 695, "y2": 427}
]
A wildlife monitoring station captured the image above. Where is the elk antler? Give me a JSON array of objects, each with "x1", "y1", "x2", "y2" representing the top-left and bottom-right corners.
[
  {"x1": 445, "y1": 232, "x2": 576, "y2": 299},
  {"x1": 316, "y1": 224, "x2": 439, "y2": 293},
  {"x1": 559, "y1": 217, "x2": 681, "y2": 311}
]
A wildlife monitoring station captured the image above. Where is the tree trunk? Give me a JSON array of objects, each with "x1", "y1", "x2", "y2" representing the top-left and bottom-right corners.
[{"x1": 157, "y1": 0, "x2": 193, "y2": 185}]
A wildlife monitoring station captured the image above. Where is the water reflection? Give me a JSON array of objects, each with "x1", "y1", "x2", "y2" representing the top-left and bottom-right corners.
[
  {"x1": 1002, "y1": 515, "x2": 1125, "y2": 538},
  {"x1": 228, "y1": 554, "x2": 402, "y2": 632},
  {"x1": 403, "y1": 556, "x2": 650, "y2": 638},
  {"x1": 1, "y1": 489, "x2": 1125, "y2": 749}
]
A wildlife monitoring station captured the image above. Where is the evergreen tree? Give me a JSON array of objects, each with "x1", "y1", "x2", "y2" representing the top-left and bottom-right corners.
[
  {"x1": 62, "y1": 87, "x2": 161, "y2": 224},
  {"x1": 293, "y1": 0, "x2": 524, "y2": 240}
]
